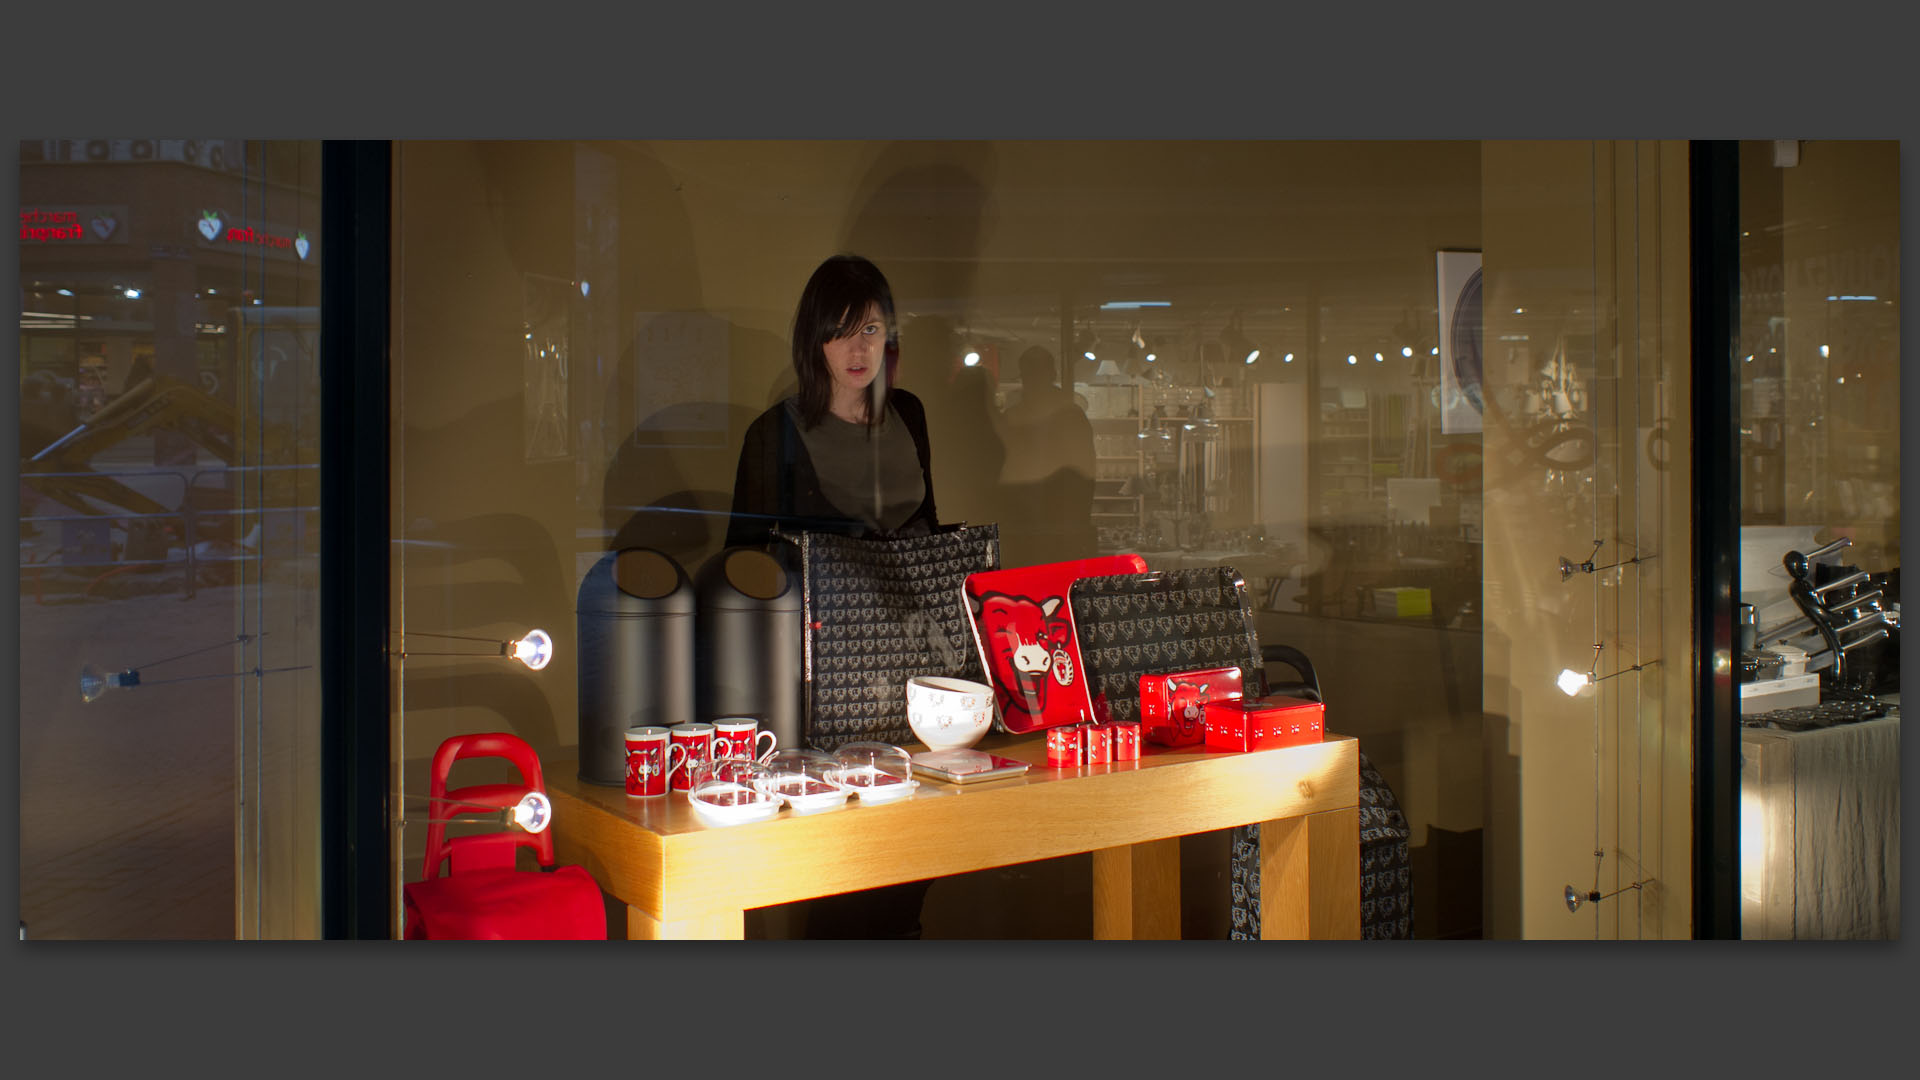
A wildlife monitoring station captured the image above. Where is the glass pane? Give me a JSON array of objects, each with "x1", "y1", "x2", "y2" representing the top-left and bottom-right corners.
[
  {"x1": 390, "y1": 140, "x2": 1693, "y2": 939},
  {"x1": 17, "y1": 139, "x2": 324, "y2": 939},
  {"x1": 1735, "y1": 139, "x2": 1900, "y2": 939}
]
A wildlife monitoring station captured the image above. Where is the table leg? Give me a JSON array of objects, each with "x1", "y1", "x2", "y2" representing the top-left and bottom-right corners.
[
  {"x1": 627, "y1": 905, "x2": 745, "y2": 940},
  {"x1": 1260, "y1": 807, "x2": 1360, "y2": 940},
  {"x1": 1092, "y1": 837, "x2": 1182, "y2": 940}
]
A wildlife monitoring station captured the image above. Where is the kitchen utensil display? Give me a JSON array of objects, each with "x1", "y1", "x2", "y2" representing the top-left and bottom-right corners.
[
  {"x1": 777, "y1": 524, "x2": 999, "y2": 752},
  {"x1": 961, "y1": 554, "x2": 1150, "y2": 734},
  {"x1": 577, "y1": 547, "x2": 694, "y2": 786}
]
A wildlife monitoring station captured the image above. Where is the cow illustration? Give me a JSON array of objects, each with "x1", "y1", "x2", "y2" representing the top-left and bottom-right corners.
[{"x1": 976, "y1": 591, "x2": 1076, "y2": 719}]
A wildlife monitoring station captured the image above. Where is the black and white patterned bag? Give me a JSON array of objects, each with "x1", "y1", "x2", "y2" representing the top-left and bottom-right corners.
[{"x1": 781, "y1": 525, "x2": 999, "y2": 752}]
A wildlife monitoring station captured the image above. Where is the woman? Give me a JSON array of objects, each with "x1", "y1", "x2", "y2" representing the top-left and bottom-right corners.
[
  {"x1": 726, "y1": 253, "x2": 939, "y2": 939},
  {"x1": 725, "y1": 253, "x2": 937, "y2": 549}
]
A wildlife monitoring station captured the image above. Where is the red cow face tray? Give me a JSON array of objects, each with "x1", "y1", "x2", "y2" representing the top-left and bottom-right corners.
[{"x1": 963, "y1": 555, "x2": 1149, "y2": 734}]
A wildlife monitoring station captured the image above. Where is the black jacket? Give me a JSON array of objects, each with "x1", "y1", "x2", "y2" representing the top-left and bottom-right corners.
[{"x1": 724, "y1": 389, "x2": 938, "y2": 549}]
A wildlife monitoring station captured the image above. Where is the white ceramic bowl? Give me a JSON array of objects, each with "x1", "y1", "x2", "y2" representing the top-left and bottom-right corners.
[{"x1": 905, "y1": 676, "x2": 995, "y2": 751}]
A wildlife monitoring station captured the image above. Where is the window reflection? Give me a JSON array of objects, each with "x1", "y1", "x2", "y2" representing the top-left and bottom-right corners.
[{"x1": 17, "y1": 139, "x2": 323, "y2": 939}]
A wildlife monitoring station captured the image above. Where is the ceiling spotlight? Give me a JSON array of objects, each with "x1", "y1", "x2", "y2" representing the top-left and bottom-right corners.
[
  {"x1": 1373, "y1": 352, "x2": 1384, "y2": 363},
  {"x1": 1819, "y1": 344, "x2": 1829, "y2": 357},
  {"x1": 1346, "y1": 355, "x2": 1357, "y2": 365},
  {"x1": 1219, "y1": 315, "x2": 1259, "y2": 366},
  {"x1": 1283, "y1": 353, "x2": 1294, "y2": 363},
  {"x1": 963, "y1": 351, "x2": 980, "y2": 367},
  {"x1": 123, "y1": 288, "x2": 142, "y2": 299},
  {"x1": 57, "y1": 288, "x2": 73, "y2": 296},
  {"x1": 1145, "y1": 353, "x2": 1156, "y2": 363},
  {"x1": 1430, "y1": 346, "x2": 1439, "y2": 355},
  {"x1": 1402, "y1": 346, "x2": 1414, "y2": 357}
]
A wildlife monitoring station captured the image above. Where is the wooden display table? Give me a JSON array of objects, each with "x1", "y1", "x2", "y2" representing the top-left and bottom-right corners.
[{"x1": 545, "y1": 732, "x2": 1361, "y2": 940}]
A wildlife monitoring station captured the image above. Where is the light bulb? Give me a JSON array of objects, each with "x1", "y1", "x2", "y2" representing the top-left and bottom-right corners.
[
  {"x1": 1145, "y1": 353, "x2": 1156, "y2": 362},
  {"x1": 1819, "y1": 344, "x2": 1829, "y2": 357},
  {"x1": 1084, "y1": 351, "x2": 1097, "y2": 361},
  {"x1": 1244, "y1": 350, "x2": 1259, "y2": 364},
  {"x1": 963, "y1": 351, "x2": 980, "y2": 367},
  {"x1": 1373, "y1": 352, "x2": 1384, "y2": 362},
  {"x1": 1347, "y1": 355, "x2": 1357, "y2": 365},
  {"x1": 1557, "y1": 668, "x2": 1591, "y2": 696},
  {"x1": 1565, "y1": 885, "x2": 1585, "y2": 913},
  {"x1": 510, "y1": 791, "x2": 553, "y2": 833},
  {"x1": 79, "y1": 664, "x2": 139, "y2": 703},
  {"x1": 510, "y1": 629, "x2": 554, "y2": 670},
  {"x1": 1283, "y1": 353, "x2": 1294, "y2": 363},
  {"x1": 1402, "y1": 346, "x2": 1414, "y2": 357}
]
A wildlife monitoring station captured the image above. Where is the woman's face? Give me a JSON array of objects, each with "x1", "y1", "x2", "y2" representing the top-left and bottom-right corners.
[{"x1": 821, "y1": 302, "x2": 887, "y2": 402}]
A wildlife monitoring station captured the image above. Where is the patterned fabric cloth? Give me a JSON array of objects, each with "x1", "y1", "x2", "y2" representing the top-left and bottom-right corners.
[
  {"x1": 787, "y1": 525, "x2": 999, "y2": 751},
  {"x1": 1229, "y1": 751, "x2": 1413, "y2": 940}
]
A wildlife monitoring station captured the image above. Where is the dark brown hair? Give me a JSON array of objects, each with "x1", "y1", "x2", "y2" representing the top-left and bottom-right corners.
[{"x1": 790, "y1": 254, "x2": 899, "y2": 430}]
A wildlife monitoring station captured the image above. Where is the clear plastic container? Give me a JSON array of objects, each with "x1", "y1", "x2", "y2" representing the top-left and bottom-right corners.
[
  {"x1": 756, "y1": 749, "x2": 851, "y2": 814},
  {"x1": 685, "y1": 758, "x2": 782, "y2": 826},
  {"x1": 831, "y1": 742, "x2": 918, "y2": 803}
]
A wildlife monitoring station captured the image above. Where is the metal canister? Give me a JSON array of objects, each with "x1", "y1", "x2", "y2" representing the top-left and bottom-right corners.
[
  {"x1": 694, "y1": 544, "x2": 803, "y2": 756},
  {"x1": 576, "y1": 548, "x2": 695, "y2": 786},
  {"x1": 1046, "y1": 725, "x2": 1084, "y2": 767}
]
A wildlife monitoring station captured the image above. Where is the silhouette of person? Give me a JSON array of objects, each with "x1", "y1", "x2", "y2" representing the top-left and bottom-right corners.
[{"x1": 998, "y1": 346, "x2": 1097, "y2": 567}]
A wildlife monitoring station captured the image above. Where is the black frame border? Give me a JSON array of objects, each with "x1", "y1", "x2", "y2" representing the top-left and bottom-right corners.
[
  {"x1": 319, "y1": 141, "x2": 393, "y2": 939},
  {"x1": 1688, "y1": 140, "x2": 1740, "y2": 939}
]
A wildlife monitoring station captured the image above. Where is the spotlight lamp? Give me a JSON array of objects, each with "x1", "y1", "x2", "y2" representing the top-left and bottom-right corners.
[
  {"x1": 1558, "y1": 539, "x2": 1657, "y2": 582},
  {"x1": 397, "y1": 628, "x2": 555, "y2": 670},
  {"x1": 1556, "y1": 643, "x2": 1660, "y2": 696},
  {"x1": 1564, "y1": 878, "x2": 1653, "y2": 913},
  {"x1": 77, "y1": 633, "x2": 310, "y2": 704},
  {"x1": 1219, "y1": 313, "x2": 1259, "y2": 365},
  {"x1": 400, "y1": 790, "x2": 553, "y2": 834}
]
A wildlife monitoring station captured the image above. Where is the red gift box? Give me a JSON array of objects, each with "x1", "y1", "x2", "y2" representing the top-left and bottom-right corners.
[
  {"x1": 1102, "y1": 722, "x2": 1140, "y2": 761},
  {"x1": 1083, "y1": 724, "x2": 1112, "y2": 764},
  {"x1": 1046, "y1": 725, "x2": 1085, "y2": 766},
  {"x1": 1202, "y1": 695, "x2": 1325, "y2": 752},
  {"x1": 1138, "y1": 667, "x2": 1244, "y2": 747}
]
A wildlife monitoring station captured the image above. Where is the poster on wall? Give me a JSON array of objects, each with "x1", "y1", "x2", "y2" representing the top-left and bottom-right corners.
[{"x1": 1436, "y1": 250, "x2": 1483, "y2": 435}]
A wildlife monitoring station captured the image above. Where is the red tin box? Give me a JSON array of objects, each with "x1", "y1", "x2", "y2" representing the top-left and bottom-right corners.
[
  {"x1": 1045, "y1": 725, "x2": 1085, "y2": 767},
  {"x1": 1203, "y1": 695, "x2": 1325, "y2": 752},
  {"x1": 1138, "y1": 667, "x2": 1244, "y2": 747},
  {"x1": 1101, "y1": 722, "x2": 1140, "y2": 761},
  {"x1": 1083, "y1": 724, "x2": 1112, "y2": 764}
]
